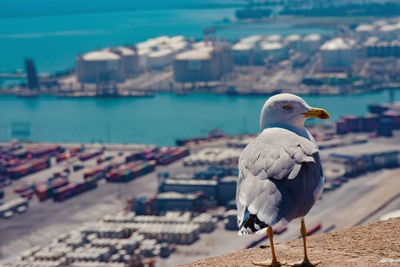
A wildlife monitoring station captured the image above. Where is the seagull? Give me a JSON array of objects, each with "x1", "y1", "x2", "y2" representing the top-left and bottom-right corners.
[{"x1": 236, "y1": 93, "x2": 329, "y2": 267}]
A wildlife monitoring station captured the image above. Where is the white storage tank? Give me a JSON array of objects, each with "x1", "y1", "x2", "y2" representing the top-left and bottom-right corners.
[
  {"x1": 265, "y1": 34, "x2": 282, "y2": 43},
  {"x1": 355, "y1": 24, "x2": 375, "y2": 42},
  {"x1": 284, "y1": 34, "x2": 301, "y2": 48},
  {"x1": 302, "y1": 33, "x2": 322, "y2": 53},
  {"x1": 320, "y1": 38, "x2": 356, "y2": 70},
  {"x1": 105, "y1": 46, "x2": 138, "y2": 77},
  {"x1": 76, "y1": 50, "x2": 124, "y2": 83},
  {"x1": 169, "y1": 41, "x2": 189, "y2": 52},
  {"x1": 259, "y1": 42, "x2": 285, "y2": 60},
  {"x1": 240, "y1": 35, "x2": 263, "y2": 44},
  {"x1": 379, "y1": 23, "x2": 400, "y2": 41},
  {"x1": 137, "y1": 48, "x2": 151, "y2": 72},
  {"x1": 170, "y1": 35, "x2": 185, "y2": 43},
  {"x1": 147, "y1": 49, "x2": 174, "y2": 69},
  {"x1": 232, "y1": 42, "x2": 254, "y2": 65}
]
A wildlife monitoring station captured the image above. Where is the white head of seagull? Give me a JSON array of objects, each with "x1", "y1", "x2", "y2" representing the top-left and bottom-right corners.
[{"x1": 260, "y1": 93, "x2": 330, "y2": 133}]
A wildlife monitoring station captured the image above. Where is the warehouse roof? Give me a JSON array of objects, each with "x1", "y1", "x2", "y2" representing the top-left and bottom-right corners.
[
  {"x1": 328, "y1": 143, "x2": 400, "y2": 158},
  {"x1": 82, "y1": 50, "x2": 121, "y2": 61},
  {"x1": 220, "y1": 176, "x2": 237, "y2": 183},
  {"x1": 157, "y1": 191, "x2": 200, "y2": 200},
  {"x1": 164, "y1": 178, "x2": 218, "y2": 186}
]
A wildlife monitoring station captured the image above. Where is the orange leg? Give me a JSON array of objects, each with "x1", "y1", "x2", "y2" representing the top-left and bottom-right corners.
[
  {"x1": 289, "y1": 219, "x2": 321, "y2": 267},
  {"x1": 253, "y1": 226, "x2": 285, "y2": 267}
]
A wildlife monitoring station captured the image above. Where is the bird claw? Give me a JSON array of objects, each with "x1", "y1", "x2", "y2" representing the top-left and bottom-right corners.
[
  {"x1": 288, "y1": 260, "x2": 321, "y2": 267},
  {"x1": 252, "y1": 259, "x2": 286, "y2": 267}
]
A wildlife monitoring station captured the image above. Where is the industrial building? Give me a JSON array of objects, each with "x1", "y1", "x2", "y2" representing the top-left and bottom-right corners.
[
  {"x1": 284, "y1": 34, "x2": 302, "y2": 48},
  {"x1": 320, "y1": 38, "x2": 356, "y2": 71},
  {"x1": 173, "y1": 43, "x2": 232, "y2": 83},
  {"x1": 160, "y1": 179, "x2": 218, "y2": 200},
  {"x1": 328, "y1": 143, "x2": 400, "y2": 177},
  {"x1": 336, "y1": 111, "x2": 400, "y2": 135},
  {"x1": 134, "y1": 36, "x2": 188, "y2": 71},
  {"x1": 232, "y1": 34, "x2": 290, "y2": 65},
  {"x1": 217, "y1": 176, "x2": 236, "y2": 206},
  {"x1": 158, "y1": 173, "x2": 237, "y2": 206},
  {"x1": 355, "y1": 24, "x2": 375, "y2": 42},
  {"x1": 147, "y1": 49, "x2": 174, "y2": 69},
  {"x1": 155, "y1": 191, "x2": 206, "y2": 213},
  {"x1": 76, "y1": 50, "x2": 124, "y2": 83},
  {"x1": 365, "y1": 41, "x2": 400, "y2": 57},
  {"x1": 231, "y1": 35, "x2": 262, "y2": 65},
  {"x1": 259, "y1": 41, "x2": 286, "y2": 61},
  {"x1": 106, "y1": 47, "x2": 139, "y2": 77},
  {"x1": 302, "y1": 33, "x2": 322, "y2": 53},
  {"x1": 378, "y1": 23, "x2": 400, "y2": 41},
  {"x1": 265, "y1": 34, "x2": 282, "y2": 43},
  {"x1": 137, "y1": 48, "x2": 150, "y2": 72},
  {"x1": 232, "y1": 42, "x2": 254, "y2": 65}
]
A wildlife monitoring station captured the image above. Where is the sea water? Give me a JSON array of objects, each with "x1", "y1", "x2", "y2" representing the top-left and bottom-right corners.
[{"x1": 0, "y1": 91, "x2": 393, "y2": 145}]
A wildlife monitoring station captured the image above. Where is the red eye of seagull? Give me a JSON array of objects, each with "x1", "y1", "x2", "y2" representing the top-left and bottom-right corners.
[{"x1": 282, "y1": 105, "x2": 292, "y2": 110}]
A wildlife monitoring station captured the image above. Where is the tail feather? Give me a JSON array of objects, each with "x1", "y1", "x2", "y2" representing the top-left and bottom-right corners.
[{"x1": 238, "y1": 214, "x2": 269, "y2": 237}]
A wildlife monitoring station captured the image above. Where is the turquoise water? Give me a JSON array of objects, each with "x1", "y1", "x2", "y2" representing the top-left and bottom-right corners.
[
  {"x1": 0, "y1": 91, "x2": 393, "y2": 145},
  {"x1": 0, "y1": 7, "x2": 333, "y2": 75}
]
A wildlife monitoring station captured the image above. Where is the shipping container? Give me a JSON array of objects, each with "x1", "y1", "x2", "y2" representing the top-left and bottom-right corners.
[
  {"x1": 106, "y1": 161, "x2": 156, "y2": 182},
  {"x1": 30, "y1": 146, "x2": 61, "y2": 158},
  {"x1": 7, "y1": 158, "x2": 50, "y2": 179},
  {"x1": 79, "y1": 150, "x2": 104, "y2": 161},
  {"x1": 36, "y1": 178, "x2": 69, "y2": 201},
  {"x1": 53, "y1": 178, "x2": 97, "y2": 202}
]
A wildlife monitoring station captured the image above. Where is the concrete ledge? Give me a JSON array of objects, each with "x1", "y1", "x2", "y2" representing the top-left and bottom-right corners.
[{"x1": 180, "y1": 217, "x2": 400, "y2": 267}]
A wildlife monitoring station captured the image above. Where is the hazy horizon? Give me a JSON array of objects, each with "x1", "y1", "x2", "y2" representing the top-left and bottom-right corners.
[{"x1": 0, "y1": 0, "x2": 244, "y2": 17}]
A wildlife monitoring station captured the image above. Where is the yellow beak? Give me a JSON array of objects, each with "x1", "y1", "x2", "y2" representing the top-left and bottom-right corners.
[{"x1": 302, "y1": 108, "x2": 330, "y2": 120}]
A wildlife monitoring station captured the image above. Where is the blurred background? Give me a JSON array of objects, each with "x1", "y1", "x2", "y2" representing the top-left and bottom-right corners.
[{"x1": 1, "y1": 0, "x2": 400, "y2": 266}]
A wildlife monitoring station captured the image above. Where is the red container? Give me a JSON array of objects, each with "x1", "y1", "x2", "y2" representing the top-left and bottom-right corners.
[
  {"x1": 69, "y1": 147, "x2": 81, "y2": 157},
  {"x1": 336, "y1": 119, "x2": 349, "y2": 134},
  {"x1": 30, "y1": 146, "x2": 59, "y2": 158},
  {"x1": 79, "y1": 151, "x2": 104, "y2": 161},
  {"x1": 53, "y1": 184, "x2": 76, "y2": 201},
  {"x1": 84, "y1": 166, "x2": 105, "y2": 178},
  {"x1": 36, "y1": 178, "x2": 68, "y2": 201},
  {"x1": 362, "y1": 114, "x2": 379, "y2": 132},
  {"x1": 383, "y1": 110, "x2": 400, "y2": 129}
]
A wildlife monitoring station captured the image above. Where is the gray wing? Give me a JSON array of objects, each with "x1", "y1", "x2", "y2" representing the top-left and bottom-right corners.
[{"x1": 236, "y1": 128, "x2": 321, "y2": 228}]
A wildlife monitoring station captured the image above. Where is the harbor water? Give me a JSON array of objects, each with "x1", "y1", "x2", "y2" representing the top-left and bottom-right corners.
[{"x1": 0, "y1": 91, "x2": 394, "y2": 145}]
